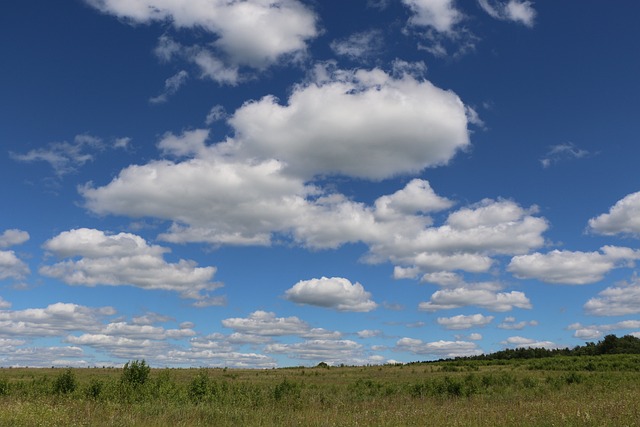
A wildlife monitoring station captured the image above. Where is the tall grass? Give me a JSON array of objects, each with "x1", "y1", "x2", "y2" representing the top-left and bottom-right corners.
[{"x1": 1, "y1": 355, "x2": 639, "y2": 426}]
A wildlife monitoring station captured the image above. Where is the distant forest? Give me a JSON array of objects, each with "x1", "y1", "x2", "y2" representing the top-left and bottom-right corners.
[{"x1": 459, "y1": 334, "x2": 640, "y2": 361}]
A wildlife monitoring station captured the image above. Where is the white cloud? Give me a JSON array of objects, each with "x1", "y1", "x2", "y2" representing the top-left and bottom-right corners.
[
  {"x1": 330, "y1": 30, "x2": 385, "y2": 61},
  {"x1": 284, "y1": 277, "x2": 378, "y2": 312},
  {"x1": 374, "y1": 179, "x2": 454, "y2": 220},
  {"x1": 419, "y1": 286, "x2": 532, "y2": 312},
  {"x1": 584, "y1": 277, "x2": 640, "y2": 316},
  {"x1": 10, "y1": 134, "x2": 103, "y2": 177},
  {"x1": 221, "y1": 311, "x2": 340, "y2": 339},
  {"x1": 265, "y1": 339, "x2": 366, "y2": 364},
  {"x1": 0, "y1": 250, "x2": 30, "y2": 280},
  {"x1": 508, "y1": 246, "x2": 640, "y2": 285},
  {"x1": 395, "y1": 337, "x2": 481, "y2": 358},
  {"x1": 588, "y1": 191, "x2": 640, "y2": 237},
  {"x1": 205, "y1": 104, "x2": 227, "y2": 125},
  {"x1": 149, "y1": 70, "x2": 189, "y2": 104},
  {"x1": 402, "y1": 0, "x2": 463, "y2": 33},
  {"x1": 540, "y1": 142, "x2": 589, "y2": 168},
  {"x1": 357, "y1": 329, "x2": 382, "y2": 338},
  {"x1": 229, "y1": 65, "x2": 470, "y2": 180},
  {"x1": 0, "y1": 302, "x2": 115, "y2": 337},
  {"x1": 478, "y1": 0, "x2": 536, "y2": 27},
  {"x1": 498, "y1": 316, "x2": 538, "y2": 330},
  {"x1": 159, "y1": 348, "x2": 277, "y2": 369},
  {"x1": 370, "y1": 198, "x2": 547, "y2": 275},
  {"x1": 1, "y1": 346, "x2": 87, "y2": 368},
  {"x1": 0, "y1": 229, "x2": 30, "y2": 248},
  {"x1": 85, "y1": 0, "x2": 318, "y2": 69},
  {"x1": 40, "y1": 228, "x2": 221, "y2": 304},
  {"x1": 569, "y1": 320, "x2": 640, "y2": 340},
  {"x1": 501, "y1": 336, "x2": 558, "y2": 349},
  {"x1": 437, "y1": 313, "x2": 494, "y2": 330}
]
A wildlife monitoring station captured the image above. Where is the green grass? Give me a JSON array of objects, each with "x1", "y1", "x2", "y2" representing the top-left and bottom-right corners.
[{"x1": 1, "y1": 355, "x2": 640, "y2": 426}]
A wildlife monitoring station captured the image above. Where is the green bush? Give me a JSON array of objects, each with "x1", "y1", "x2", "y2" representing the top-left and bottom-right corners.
[
  {"x1": 121, "y1": 360, "x2": 150, "y2": 387},
  {"x1": 53, "y1": 369, "x2": 77, "y2": 395},
  {"x1": 84, "y1": 379, "x2": 103, "y2": 400}
]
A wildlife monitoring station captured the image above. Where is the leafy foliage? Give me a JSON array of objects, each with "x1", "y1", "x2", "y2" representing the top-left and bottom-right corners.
[
  {"x1": 53, "y1": 369, "x2": 77, "y2": 395},
  {"x1": 121, "y1": 359, "x2": 150, "y2": 387}
]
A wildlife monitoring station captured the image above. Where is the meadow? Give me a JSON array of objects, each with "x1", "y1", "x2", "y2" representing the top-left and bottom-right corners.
[{"x1": 1, "y1": 355, "x2": 640, "y2": 426}]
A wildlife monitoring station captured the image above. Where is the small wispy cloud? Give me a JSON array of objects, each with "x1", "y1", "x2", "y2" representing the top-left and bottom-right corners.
[
  {"x1": 10, "y1": 134, "x2": 131, "y2": 178},
  {"x1": 149, "y1": 70, "x2": 189, "y2": 104},
  {"x1": 478, "y1": 0, "x2": 536, "y2": 27},
  {"x1": 330, "y1": 29, "x2": 385, "y2": 62},
  {"x1": 540, "y1": 142, "x2": 590, "y2": 168},
  {"x1": 10, "y1": 134, "x2": 103, "y2": 177}
]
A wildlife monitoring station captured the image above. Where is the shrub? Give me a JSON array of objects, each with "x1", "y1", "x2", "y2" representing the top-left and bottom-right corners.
[
  {"x1": 53, "y1": 369, "x2": 77, "y2": 395},
  {"x1": 189, "y1": 369, "x2": 212, "y2": 403},
  {"x1": 85, "y1": 379, "x2": 103, "y2": 400},
  {"x1": 121, "y1": 360, "x2": 150, "y2": 387}
]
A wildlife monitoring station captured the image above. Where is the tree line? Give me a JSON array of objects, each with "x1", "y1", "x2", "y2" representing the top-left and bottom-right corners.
[{"x1": 460, "y1": 334, "x2": 640, "y2": 361}]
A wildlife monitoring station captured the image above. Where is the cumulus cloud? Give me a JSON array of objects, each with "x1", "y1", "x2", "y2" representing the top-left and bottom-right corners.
[
  {"x1": 229, "y1": 64, "x2": 470, "y2": 180},
  {"x1": 508, "y1": 246, "x2": 640, "y2": 285},
  {"x1": 395, "y1": 337, "x2": 481, "y2": 358},
  {"x1": 0, "y1": 302, "x2": 115, "y2": 337},
  {"x1": 222, "y1": 311, "x2": 340, "y2": 340},
  {"x1": 0, "y1": 250, "x2": 30, "y2": 280},
  {"x1": 0, "y1": 229, "x2": 30, "y2": 248},
  {"x1": 419, "y1": 287, "x2": 532, "y2": 312},
  {"x1": 284, "y1": 277, "x2": 378, "y2": 312},
  {"x1": 40, "y1": 228, "x2": 221, "y2": 304},
  {"x1": 373, "y1": 198, "x2": 547, "y2": 276},
  {"x1": 588, "y1": 191, "x2": 640, "y2": 237},
  {"x1": 569, "y1": 320, "x2": 640, "y2": 340},
  {"x1": 478, "y1": 0, "x2": 536, "y2": 27},
  {"x1": 85, "y1": 0, "x2": 318, "y2": 69},
  {"x1": 79, "y1": 66, "x2": 548, "y2": 280},
  {"x1": 584, "y1": 277, "x2": 640, "y2": 316},
  {"x1": 437, "y1": 313, "x2": 494, "y2": 330},
  {"x1": 540, "y1": 142, "x2": 589, "y2": 168}
]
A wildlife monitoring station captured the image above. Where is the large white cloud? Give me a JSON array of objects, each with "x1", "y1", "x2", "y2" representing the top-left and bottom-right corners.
[
  {"x1": 284, "y1": 277, "x2": 378, "y2": 312},
  {"x1": 40, "y1": 228, "x2": 221, "y2": 304},
  {"x1": 508, "y1": 246, "x2": 640, "y2": 285},
  {"x1": 84, "y1": 0, "x2": 318, "y2": 68},
  {"x1": 229, "y1": 65, "x2": 470, "y2": 180},
  {"x1": 588, "y1": 191, "x2": 640, "y2": 237}
]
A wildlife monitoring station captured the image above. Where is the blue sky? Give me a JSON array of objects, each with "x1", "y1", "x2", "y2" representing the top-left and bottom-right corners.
[{"x1": 1, "y1": 0, "x2": 640, "y2": 368}]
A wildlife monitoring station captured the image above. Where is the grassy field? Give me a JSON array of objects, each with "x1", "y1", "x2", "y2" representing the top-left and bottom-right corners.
[{"x1": 1, "y1": 355, "x2": 640, "y2": 426}]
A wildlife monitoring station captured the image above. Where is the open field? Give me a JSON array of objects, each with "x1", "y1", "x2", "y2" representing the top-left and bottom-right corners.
[{"x1": 1, "y1": 355, "x2": 640, "y2": 426}]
